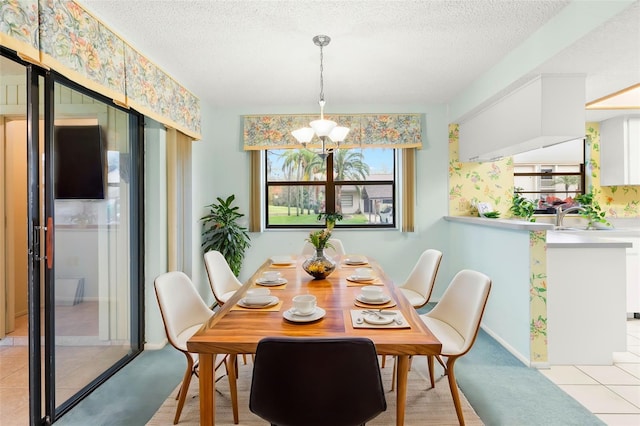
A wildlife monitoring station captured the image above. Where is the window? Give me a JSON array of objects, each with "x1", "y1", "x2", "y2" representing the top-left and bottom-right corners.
[
  {"x1": 265, "y1": 148, "x2": 396, "y2": 228},
  {"x1": 513, "y1": 164, "x2": 585, "y2": 211}
]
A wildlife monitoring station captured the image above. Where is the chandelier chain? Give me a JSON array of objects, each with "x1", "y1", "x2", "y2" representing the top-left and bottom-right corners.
[{"x1": 319, "y1": 43, "x2": 324, "y2": 103}]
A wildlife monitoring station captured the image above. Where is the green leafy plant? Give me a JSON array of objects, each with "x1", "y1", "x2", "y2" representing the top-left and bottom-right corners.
[
  {"x1": 574, "y1": 190, "x2": 610, "y2": 229},
  {"x1": 481, "y1": 211, "x2": 501, "y2": 219},
  {"x1": 317, "y1": 212, "x2": 343, "y2": 230},
  {"x1": 509, "y1": 188, "x2": 536, "y2": 222},
  {"x1": 201, "y1": 195, "x2": 251, "y2": 276}
]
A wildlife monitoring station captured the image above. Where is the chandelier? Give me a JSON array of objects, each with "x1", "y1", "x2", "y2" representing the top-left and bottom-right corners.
[{"x1": 292, "y1": 35, "x2": 349, "y2": 160}]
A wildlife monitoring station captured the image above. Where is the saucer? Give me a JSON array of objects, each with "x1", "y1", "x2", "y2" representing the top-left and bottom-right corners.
[
  {"x1": 256, "y1": 277, "x2": 287, "y2": 286},
  {"x1": 347, "y1": 275, "x2": 376, "y2": 283},
  {"x1": 237, "y1": 296, "x2": 279, "y2": 309},
  {"x1": 283, "y1": 307, "x2": 326, "y2": 323},
  {"x1": 363, "y1": 313, "x2": 394, "y2": 325},
  {"x1": 356, "y1": 294, "x2": 391, "y2": 305}
]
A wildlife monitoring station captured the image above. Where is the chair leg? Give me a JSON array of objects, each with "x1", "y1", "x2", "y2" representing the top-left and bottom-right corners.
[
  {"x1": 381, "y1": 355, "x2": 387, "y2": 368},
  {"x1": 174, "y1": 355, "x2": 195, "y2": 424},
  {"x1": 445, "y1": 356, "x2": 465, "y2": 426},
  {"x1": 427, "y1": 355, "x2": 435, "y2": 389},
  {"x1": 225, "y1": 354, "x2": 240, "y2": 424}
]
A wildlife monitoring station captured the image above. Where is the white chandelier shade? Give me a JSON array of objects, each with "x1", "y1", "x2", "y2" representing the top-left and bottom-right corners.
[{"x1": 292, "y1": 35, "x2": 350, "y2": 156}]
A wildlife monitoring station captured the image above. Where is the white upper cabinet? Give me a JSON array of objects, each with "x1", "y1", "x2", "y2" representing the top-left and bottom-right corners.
[
  {"x1": 458, "y1": 75, "x2": 586, "y2": 162},
  {"x1": 600, "y1": 115, "x2": 640, "y2": 186}
]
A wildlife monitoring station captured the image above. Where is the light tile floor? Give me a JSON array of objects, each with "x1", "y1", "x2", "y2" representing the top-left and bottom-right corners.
[{"x1": 541, "y1": 318, "x2": 640, "y2": 425}]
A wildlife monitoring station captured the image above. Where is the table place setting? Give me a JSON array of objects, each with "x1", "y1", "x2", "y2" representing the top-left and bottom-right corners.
[
  {"x1": 283, "y1": 294, "x2": 326, "y2": 323},
  {"x1": 349, "y1": 309, "x2": 410, "y2": 329},
  {"x1": 346, "y1": 267, "x2": 384, "y2": 286},
  {"x1": 269, "y1": 255, "x2": 297, "y2": 268},
  {"x1": 341, "y1": 254, "x2": 370, "y2": 267},
  {"x1": 232, "y1": 288, "x2": 283, "y2": 311},
  {"x1": 255, "y1": 270, "x2": 288, "y2": 288}
]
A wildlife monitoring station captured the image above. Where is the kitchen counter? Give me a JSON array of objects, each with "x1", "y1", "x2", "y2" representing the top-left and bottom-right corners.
[
  {"x1": 547, "y1": 231, "x2": 633, "y2": 248},
  {"x1": 445, "y1": 214, "x2": 632, "y2": 366}
]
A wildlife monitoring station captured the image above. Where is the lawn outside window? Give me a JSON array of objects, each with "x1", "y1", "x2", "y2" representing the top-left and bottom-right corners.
[{"x1": 265, "y1": 148, "x2": 397, "y2": 229}]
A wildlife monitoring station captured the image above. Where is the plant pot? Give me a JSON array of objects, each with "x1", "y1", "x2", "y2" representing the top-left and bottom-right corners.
[{"x1": 302, "y1": 249, "x2": 336, "y2": 280}]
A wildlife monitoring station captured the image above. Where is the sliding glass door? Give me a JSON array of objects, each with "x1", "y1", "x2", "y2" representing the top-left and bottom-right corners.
[{"x1": 0, "y1": 50, "x2": 144, "y2": 424}]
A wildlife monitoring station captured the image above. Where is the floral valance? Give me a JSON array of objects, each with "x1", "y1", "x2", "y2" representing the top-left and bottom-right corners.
[
  {"x1": 0, "y1": 0, "x2": 201, "y2": 139},
  {"x1": 243, "y1": 113, "x2": 423, "y2": 150},
  {"x1": 0, "y1": 0, "x2": 40, "y2": 61}
]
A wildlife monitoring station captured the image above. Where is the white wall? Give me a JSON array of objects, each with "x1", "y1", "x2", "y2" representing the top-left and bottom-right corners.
[{"x1": 188, "y1": 103, "x2": 453, "y2": 310}]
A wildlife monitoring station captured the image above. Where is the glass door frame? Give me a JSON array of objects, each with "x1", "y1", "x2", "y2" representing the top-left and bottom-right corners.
[{"x1": 0, "y1": 47, "x2": 146, "y2": 424}]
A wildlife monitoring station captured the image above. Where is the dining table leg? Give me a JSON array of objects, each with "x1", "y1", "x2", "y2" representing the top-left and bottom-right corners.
[
  {"x1": 199, "y1": 353, "x2": 215, "y2": 425},
  {"x1": 396, "y1": 355, "x2": 410, "y2": 426},
  {"x1": 228, "y1": 354, "x2": 239, "y2": 424}
]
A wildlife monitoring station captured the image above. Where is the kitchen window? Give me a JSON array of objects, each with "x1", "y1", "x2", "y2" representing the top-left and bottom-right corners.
[
  {"x1": 264, "y1": 148, "x2": 396, "y2": 228},
  {"x1": 513, "y1": 164, "x2": 585, "y2": 212}
]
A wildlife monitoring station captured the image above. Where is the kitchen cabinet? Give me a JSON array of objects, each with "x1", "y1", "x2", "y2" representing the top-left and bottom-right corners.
[
  {"x1": 600, "y1": 115, "x2": 640, "y2": 186},
  {"x1": 546, "y1": 232, "x2": 630, "y2": 365}
]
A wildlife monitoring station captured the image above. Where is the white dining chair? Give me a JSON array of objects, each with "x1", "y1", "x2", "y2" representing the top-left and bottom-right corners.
[
  {"x1": 301, "y1": 238, "x2": 346, "y2": 258},
  {"x1": 397, "y1": 249, "x2": 443, "y2": 309},
  {"x1": 383, "y1": 249, "x2": 443, "y2": 376},
  {"x1": 154, "y1": 271, "x2": 238, "y2": 424},
  {"x1": 204, "y1": 250, "x2": 243, "y2": 306},
  {"x1": 420, "y1": 269, "x2": 491, "y2": 426}
]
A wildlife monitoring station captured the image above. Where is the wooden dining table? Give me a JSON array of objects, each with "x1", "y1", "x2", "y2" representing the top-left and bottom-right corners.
[{"x1": 187, "y1": 254, "x2": 442, "y2": 425}]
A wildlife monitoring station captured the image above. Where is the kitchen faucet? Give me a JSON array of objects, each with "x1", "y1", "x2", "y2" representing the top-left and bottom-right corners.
[{"x1": 555, "y1": 205, "x2": 586, "y2": 228}]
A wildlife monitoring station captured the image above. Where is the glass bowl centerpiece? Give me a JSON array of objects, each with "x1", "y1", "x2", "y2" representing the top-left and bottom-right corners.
[{"x1": 302, "y1": 213, "x2": 342, "y2": 279}]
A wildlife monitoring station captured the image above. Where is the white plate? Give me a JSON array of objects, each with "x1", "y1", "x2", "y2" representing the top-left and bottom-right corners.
[
  {"x1": 363, "y1": 313, "x2": 394, "y2": 325},
  {"x1": 237, "y1": 296, "x2": 279, "y2": 309},
  {"x1": 283, "y1": 307, "x2": 326, "y2": 323},
  {"x1": 271, "y1": 256, "x2": 294, "y2": 266},
  {"x1": 347, "y1": 275, "x2": 376, "y2": 282},
  {"x1": 256, "y1": 277, "x2": 288, "y2": 286},
  {"x1": 356, "y1": 294, "x2": 391, "y2": 305},
  {"x1": 344, "y1": 256, "x2": 368, "y2": 265}
]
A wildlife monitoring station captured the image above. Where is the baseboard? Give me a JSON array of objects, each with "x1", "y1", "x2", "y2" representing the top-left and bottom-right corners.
[
  {"x1": 144, "y1": 339, "x2": 168, "y2": 351},
  {"x1": 481, "y1": 324, "x2": 531, "y2": 367}
]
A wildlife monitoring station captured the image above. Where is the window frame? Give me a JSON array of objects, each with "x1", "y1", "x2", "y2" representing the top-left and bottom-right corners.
[{"x1": 264, "y1": 149, "x2": 397, "y2": 230}]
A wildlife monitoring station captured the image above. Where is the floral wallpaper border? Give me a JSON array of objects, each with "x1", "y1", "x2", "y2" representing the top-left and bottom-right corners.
[
  {"x1": 243, "y1": 114, "x2": 422, "y2": 150},
  {"x1": 585, "y1": 123, "x2": 640, "y2": 218},
  {"x1": 0, "y1": 0, "x2": 201, "y2": 139},
  {"x1": 529, "y1": 230, "x2": 548, "y2": 363}
]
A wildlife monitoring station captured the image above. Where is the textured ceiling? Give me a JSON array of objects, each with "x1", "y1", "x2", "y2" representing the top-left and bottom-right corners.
[{"x1": 78, "y1": 0, "x2": 639, "y2": 120}]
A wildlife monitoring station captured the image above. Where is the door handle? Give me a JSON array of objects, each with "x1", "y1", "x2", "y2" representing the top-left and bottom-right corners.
[{"x1": 46, "y1": 216, "x2": 53, "y2": 269}]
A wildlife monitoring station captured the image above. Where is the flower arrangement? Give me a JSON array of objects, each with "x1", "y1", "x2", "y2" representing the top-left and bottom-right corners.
[
  {"x1": 305, "y1": 212, "x2": 343, "y2": 250},
  {"x1": 307, "y1": 228, "x2": 333, "y2": 250},
  {"x1": 302, "y1": 212, "x2": 343, "y2": 279}
]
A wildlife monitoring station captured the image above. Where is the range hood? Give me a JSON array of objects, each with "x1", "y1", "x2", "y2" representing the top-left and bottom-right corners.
[{"x1": 458, "y1": 75, "x2": 586, "y2": 162}]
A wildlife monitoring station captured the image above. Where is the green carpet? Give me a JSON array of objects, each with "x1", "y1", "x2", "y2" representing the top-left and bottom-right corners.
[{"x1": 417, "y1": 303, "x2": 605, "y2": 426}]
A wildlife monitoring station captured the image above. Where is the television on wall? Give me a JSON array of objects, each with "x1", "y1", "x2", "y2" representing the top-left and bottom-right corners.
[{"x1": 54, "y1": 125, "x2": 105, "y2": 200}]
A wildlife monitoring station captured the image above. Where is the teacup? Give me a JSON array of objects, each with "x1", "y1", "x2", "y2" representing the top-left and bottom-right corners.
[
  {"x1": 261, "y1": 271, "x2": 281, "y2": 282},
  {"x1": 355, "y1": 267, "x2": 374, "y2": 279},
  {"x1": 292, "y1": 294, "x2": 317, "y2": 315},
  {"x1": 360, "y1": 285, "x2": 383, "y2": 301},
  {"x1": 245, "y1": 288, "x2": 271, "y2": 305}
]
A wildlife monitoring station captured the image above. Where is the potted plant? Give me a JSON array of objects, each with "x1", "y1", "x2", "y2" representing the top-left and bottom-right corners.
[
  {"x1": 201, "y1": 195, "x2": 251, "y2": 276},
  {"x1": 509, "y1": 188, "x2": 536, "y2": 222},
  {"x1": 574, "y1": 190, "x2": 611, "y2": 229}
]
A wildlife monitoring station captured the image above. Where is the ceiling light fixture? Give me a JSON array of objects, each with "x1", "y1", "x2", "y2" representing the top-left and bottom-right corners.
[
  {"x1": 292, "y1": 35, "x2": 349, "y2": 160},
  {"x1": 585, "y1": 83, "x2": 640, "y2": 109}
]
